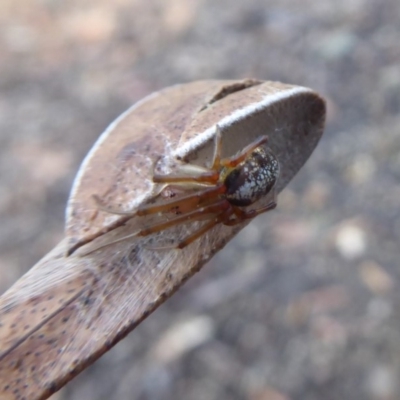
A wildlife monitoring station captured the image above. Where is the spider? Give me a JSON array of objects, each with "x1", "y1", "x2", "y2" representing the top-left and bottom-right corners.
[{"x1": 94, "y1": 126, "x2": 279, "y2": 249}]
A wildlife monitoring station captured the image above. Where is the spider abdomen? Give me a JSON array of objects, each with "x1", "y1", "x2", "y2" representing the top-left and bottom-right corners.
[{"x1": 224, "y1": 147, "x2": 279, "y2": 207}]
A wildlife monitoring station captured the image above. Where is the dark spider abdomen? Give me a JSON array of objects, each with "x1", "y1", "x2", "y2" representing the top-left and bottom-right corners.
[{"x1": 224, "y1": 146, "x2": 279, "y2": 207}]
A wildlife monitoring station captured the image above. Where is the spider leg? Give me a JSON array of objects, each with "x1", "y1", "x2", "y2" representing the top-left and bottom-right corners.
[
  {"x1": 221, "y1": 135, "x2": 269, "y2": 168},
  {"x1": 94, "y1": 183, "x2": 225, "y2": 218},
  {"x1": 138, "y1": 199, "x2": 230, "y2": 236},
  {"x1": 172, "y1": 203, "x2": 235, "y2": 249},
  {"x1": 136, "y1": 184, "x2": 226, "y2": 216},
  {"x1": 210, "y1": 124, "x2": 223, "y2": 170},
  {"x1": 153, "y1": 125, "x2": 224, "y2": 185},
  {"x1": 85, "y1": 199, "x2": 232, "y2": 253},
  {"x1": 93, "y1": 168, "x2": 222, "y2": 217},
  {"x1": 153, "y1": 169, "x2": 219, "y2": 185},
  {"x1": 224, "y1": 199, "x2": 277, "y2": 227}
]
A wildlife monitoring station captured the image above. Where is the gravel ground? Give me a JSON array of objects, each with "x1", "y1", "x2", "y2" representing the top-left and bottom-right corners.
[{"x1": 1, "y1": 0, "x2": 400, "y2": 399}]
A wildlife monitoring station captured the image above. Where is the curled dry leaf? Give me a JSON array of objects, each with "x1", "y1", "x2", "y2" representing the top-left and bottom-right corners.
[{"x1": 0, "y1": 79, "x2": 326, "y2": 400}]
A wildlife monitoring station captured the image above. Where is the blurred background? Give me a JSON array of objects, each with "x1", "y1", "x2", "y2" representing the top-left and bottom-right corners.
[{"x1": 1, "y1": 0, "x2": 400, "y2": 399}]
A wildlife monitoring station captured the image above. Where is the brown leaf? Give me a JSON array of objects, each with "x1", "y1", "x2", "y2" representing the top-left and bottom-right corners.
[{"x1": 0, "y1": 79, "x2": 326, "y2": 400}]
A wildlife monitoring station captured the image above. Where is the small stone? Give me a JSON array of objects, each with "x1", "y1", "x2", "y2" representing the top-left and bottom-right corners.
[
  {"x1": 359, "y1": 261, "x2": 393, "y2": 294},
  {"x1": 366, "y1": 365, "x2": 397, "y2": 399},
  {"x1": 335, "y1": 222, "x2": 366, "y2": 260},
  {"x1": 149, "y1": 315, "x2": 215, "y2": 364}
]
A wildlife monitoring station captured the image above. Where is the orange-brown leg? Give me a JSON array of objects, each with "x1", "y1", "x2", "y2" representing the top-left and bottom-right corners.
[
  {"x1": 223, "y1": 199, "x2": 277, "y2": 226},
  {"x1": 138, "y1": 199, "x2": 230, "y2": 236},
  {"x1": 94, "y1": 199, "x2": 232, "y2": 251},
  {"x1": 153, "y1": 125, "x2": 224, "y2": 183},
  {"x1": 172, "y1": 203, "x2": 234, "y2": 249},
  {"x1": 93, "y1": 183, "x2": 226, "y2": 217},
  {"x1": 221, "y1": 135, "x2": 269, "y2": 168},
  {"x1": 153, "y1": 170, "x2": 219, "y2": 185},
  {"x1": 210, "y1": 124, "x2": 223, "y2": 170},
  {"x1": 136, "y1": 184, "x2": 226, "y2": 216},
  {"x1": 142, "y1": 126, "x2": 224, "y2": 216}
]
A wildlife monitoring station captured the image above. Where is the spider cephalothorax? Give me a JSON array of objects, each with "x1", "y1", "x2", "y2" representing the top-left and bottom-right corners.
[{"x1": 95, "y1": 126, "x2": 279, "y2": 249}]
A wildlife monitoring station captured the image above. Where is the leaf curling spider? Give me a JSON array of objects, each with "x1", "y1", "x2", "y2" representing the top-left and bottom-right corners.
[{"x1": 94, "y1": 126, "x2": 279, "y2": 249}]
